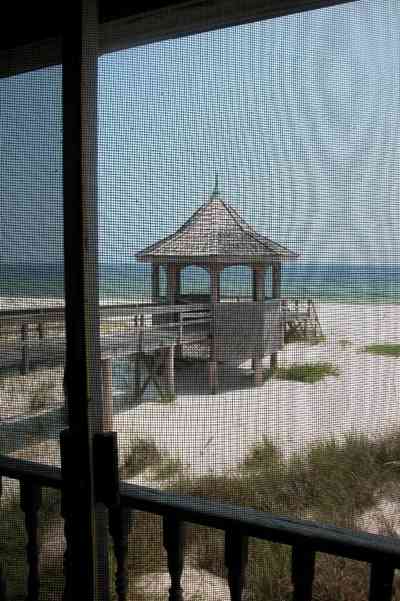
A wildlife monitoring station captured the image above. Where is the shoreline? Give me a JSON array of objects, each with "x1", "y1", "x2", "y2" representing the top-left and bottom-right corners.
[{"x1": 1, "y1": 295, "x2": 400, "y2": 311}]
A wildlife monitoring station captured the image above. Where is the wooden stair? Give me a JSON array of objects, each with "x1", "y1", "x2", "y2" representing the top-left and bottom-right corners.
[{"x1": 283, "y1": 298, "x2": 323, "y2": 342}]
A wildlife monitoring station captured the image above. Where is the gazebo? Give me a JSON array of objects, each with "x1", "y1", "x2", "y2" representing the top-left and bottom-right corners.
[{"x1": 136, "y1": 177, "x2": 299, "y2": 390}]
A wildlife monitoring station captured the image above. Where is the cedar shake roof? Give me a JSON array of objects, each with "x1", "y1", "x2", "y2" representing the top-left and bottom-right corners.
[{"x1": 136, "y1": 183, "x2": 299, "y2": 264}]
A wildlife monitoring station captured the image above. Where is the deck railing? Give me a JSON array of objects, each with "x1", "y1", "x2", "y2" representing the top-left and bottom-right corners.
[
  {"x1": 0, "y1": 453, "x2": 398, "y2": 601},
  {"x1": 0, "y1": 303, "x2": 212, "y2": 373}
]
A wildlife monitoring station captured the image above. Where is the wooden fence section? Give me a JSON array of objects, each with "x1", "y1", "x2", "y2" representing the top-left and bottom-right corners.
[{"x1": 0, "y1": 453, "x2": 397, "y2": 601}]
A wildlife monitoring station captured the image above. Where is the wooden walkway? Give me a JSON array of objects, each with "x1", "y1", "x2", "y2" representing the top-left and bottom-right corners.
[
  {"x1": 0, "y1": 303, "x2": 211, "y2": 371},
  {"x1": 0, "y1": 299, "x2": 322, "y2": 397}
]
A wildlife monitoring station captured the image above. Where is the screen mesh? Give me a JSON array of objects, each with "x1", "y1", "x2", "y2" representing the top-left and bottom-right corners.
[
  {"x1": 0, "y1": 65, "x2": 65, "y2": 596},
  {"x1": 98, "y1": 1, "x2": 400, "y2": 597},
  {"x1": 1, "y1": 0, "x2": 400, "y2": 599}
]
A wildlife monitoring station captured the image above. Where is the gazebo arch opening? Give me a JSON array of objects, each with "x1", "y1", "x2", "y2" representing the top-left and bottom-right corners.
[
  {"x1": 220, "y1": 265, "x2": 253, "y2": 301},
  {"x1": 180, "y1": 265, "x2": 211, "y2": 304}
]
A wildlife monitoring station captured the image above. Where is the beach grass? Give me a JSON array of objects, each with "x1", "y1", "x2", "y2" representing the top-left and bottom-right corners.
[
  {"x1": 151, "y1": 455, "x2": 184, "y2": 481},
  {"x1": 338, "y1": 337, "x2": 352, "y2": 347},
  {"x1": 2, "y1": 432, "x2": 400, "y2": 600},
  {"x1": 161, "y1": 432, "x2": 400, "y2": 601},
  {"x1": 120, "y1": 438, "x2": 163, "y2": 479},
  {"x1": 270, "y1": 362, "x2": 339, "y2": 383},
  {"x1": 363, "y1": 343, "x2": 400, "y2": 357},
  {"x1": 156, "y1": 390, "x2": 176, "y2": 404}
]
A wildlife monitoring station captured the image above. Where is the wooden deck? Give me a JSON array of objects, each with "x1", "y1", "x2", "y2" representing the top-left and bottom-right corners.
[
  {"x1": 0, "y1": 298, "x2": 322, "y2": 373},
  {"x1": 0, "y1": 303, "x2": 211, "y2": 371}
]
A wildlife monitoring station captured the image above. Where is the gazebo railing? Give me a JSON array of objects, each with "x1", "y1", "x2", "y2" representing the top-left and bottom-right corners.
[{"x1": 0, "y1": 453, "x2": 398, "y2": 601}]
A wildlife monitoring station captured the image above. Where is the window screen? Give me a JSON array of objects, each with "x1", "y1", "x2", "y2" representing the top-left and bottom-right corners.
[
  {"x1": 98, "y1": 1, "x2": 400, "y2": 597},
  {"x1": 1, "y1": 0, "x2": 399, "y2": 599},
  {"x1": 0, "y1": 65, "x2": 65, "y2": 596}
]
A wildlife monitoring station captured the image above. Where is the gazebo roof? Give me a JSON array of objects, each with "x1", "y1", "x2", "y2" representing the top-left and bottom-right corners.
[{"x1": 136, "y1": 179, "x2": 299, "y2": 264}]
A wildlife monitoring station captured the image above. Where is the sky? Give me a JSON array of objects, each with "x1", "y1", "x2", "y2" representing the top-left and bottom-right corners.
[{"x1": 1, "y1": 0, "x2": 399, "y2": 265}]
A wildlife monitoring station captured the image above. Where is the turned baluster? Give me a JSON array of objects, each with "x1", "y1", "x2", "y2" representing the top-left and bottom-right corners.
[
  {"x1": 0, "y1": 477, "x2": 7, "y2": 600},
  {"x1": 368, "y1": 561, "x2": 394, "y2": 601},
  {"x1": 60, "y1": 491, "x2": 73, "y2": 601},
  {"x1": 291, "y1": 545, "x2": 315, "y2": 601},
  {"x1": 21, "y1": 323, "x2": 29, "y2": 375},
  {"x1": 109, "y1": 506, "x2": 132, "y2": 601},
  {"x1": 224, "y1": 529, "x2": 248, "y2": 601},
  {"x1": 163, "y1": 516, "x2": 185, "y2": 601},
  {"x1": 20, "y1": 481, "x2": 42, "y2": 601}
]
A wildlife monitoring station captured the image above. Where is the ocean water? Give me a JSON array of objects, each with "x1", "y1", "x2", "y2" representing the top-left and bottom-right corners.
[{"x1": 1, "y1": 262, "x2": 400, "y2": 304}]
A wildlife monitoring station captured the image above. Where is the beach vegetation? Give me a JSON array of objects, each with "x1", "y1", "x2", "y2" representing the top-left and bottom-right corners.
[
  {"x1": 120, "y1": 438, "x2": 183, "y2": 482},
  {"x1": 3, "y1": 432, "x2": 400, "y2": 599},
  {"x1": 29, "y1": 379, "x2": 55, "y2": 412},
  {"x1": 271, "y1": 362, "x2": 339, "y2": 383},
  {"x1": 151, "y1": 455, "x2": 184, "y2": 481},
  {"x1": 157, "y1": 390, "x2": 176, "y2": 404},
  {"x1": 163, "y1": 432, "x2": 400, "y2": 601},
  {"x1": 120, "y1": 438, "x2": 163, "y2": 479},
  {"x1": 363, "y1": 343, "x2": 400, "y2": 357}
]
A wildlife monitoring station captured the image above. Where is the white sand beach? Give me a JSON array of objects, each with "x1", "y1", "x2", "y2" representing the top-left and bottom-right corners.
[
  {"x1": 114, "y1": 302, "x2": 400, "y2": 478},
  {"x1": 1, "y1": 300, "x2": 400, "y2": 480}
]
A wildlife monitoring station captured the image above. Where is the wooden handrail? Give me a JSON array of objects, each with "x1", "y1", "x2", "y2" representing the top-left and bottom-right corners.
[
  {"x1": 119, "y1": 482, "x2": 400, "y2": 566},
  {"x1": 0, "y1": 455, "x2": 398, "y2": 600}
]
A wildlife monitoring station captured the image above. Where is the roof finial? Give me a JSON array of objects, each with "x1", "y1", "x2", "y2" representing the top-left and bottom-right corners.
[{"x1": 212, "y1": 172, "x2": 220, "y2": 198}]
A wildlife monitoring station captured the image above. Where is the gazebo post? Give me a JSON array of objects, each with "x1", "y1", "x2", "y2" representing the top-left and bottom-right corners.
[
  {"x1": 175, "y1": 266, "x2": 182, "y2": 301},
  {"x1": 252, "y1": 265, "x2": 266, "y2": 386},
  {"x1": 209, "y1": 264, "x2": 221, "y2": 393},
  {"x1": 151, "y1": 263, "x2": 160, "y2": 304},
  {"x1": 166, "y1": 263, "x2": 178, "y2": 305},
  {"x1": 175, "y1": 266, "x2": 183, "y2": 359},
  {"x1": 270, "y1": 262, "x2": 282, "y2": 370}
]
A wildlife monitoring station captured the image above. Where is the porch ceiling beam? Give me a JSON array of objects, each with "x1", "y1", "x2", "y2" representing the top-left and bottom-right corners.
[{"x1": 1, "y1": 0, "x2": 356, "y2": 77}]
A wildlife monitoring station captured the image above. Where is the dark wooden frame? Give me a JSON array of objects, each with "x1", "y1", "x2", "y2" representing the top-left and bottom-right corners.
[{"x1": 4, "y1": 0, "x2": 398, "y2": 599}]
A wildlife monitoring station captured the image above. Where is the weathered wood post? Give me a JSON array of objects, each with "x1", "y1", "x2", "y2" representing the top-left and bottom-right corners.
[
  {"x1": 134, "y1": 353, "x2": 141, "y2": 401},
  {"x1": 62, "y1": 0, "x2": 111, "y2": 596},
  {"x1": 101, "y1": 357, "x2": 113, "y2": 432},
  {"x1": 208, "y1": 264, "x2": 221, "y2": 394},
  {"x1": 252, "y1": 265, "x2": 266, "y2": 386},
  {"x1": 160, "y1": 345, "x2": 175, "y2": 398},
  {"x1": 37, "y1": 320, "x2": 45, "y2": 340},
  {"x1": 166, "y1": 264, "x2": 178, "y2": 305},
  {"x1": 270, "y1": 262, "x2": 282, "y2": 371},
  {"x1": 21, "y1": 322, "x2": 29, "y2": 375},
  {"x1": 151, "y1": 263, "x2": 160, "y2": 304}
]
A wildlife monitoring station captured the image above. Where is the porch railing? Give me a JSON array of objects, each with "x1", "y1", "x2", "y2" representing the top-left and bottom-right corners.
[{"x1": 0, "y1": 454, "x2": 398, "y2": 601}]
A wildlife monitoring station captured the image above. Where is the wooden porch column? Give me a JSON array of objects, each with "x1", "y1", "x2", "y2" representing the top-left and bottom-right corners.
[
  {"x1": 62, "y1": 0, "x2": 110, "y2": 597},
  {"x1": 271, "y1": 262, "x2": 282, "y2": 370},
  {"x1": 252, "y1": 265, "x2": 266, "y2": 385},
  {"x1": 151, "y1": 263, "x2": 160, "y2": 304},
  {"x1": 208, "y1": 264, "x2": 221, "y2": 393}
]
